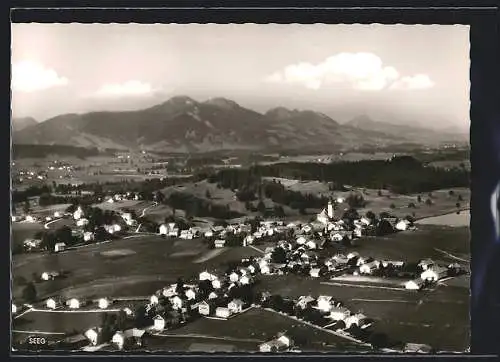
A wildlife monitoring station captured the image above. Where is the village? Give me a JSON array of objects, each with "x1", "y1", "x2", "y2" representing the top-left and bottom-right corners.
[{"x1": 11, "y1": 191, "x2": 468, "y2": 353}]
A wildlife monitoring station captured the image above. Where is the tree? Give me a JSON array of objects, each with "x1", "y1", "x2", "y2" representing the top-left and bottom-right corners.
[
  {"x1": 377, "y1": 190, "x2": 383, "y2": 197},
  {"x1": 205, "y1": 190, "x2": 212, "y2": 199},
  {"x1": 347, "y1": 193, "x2": 366, "y2": 209},
  {"x1": 425, "y1": 198, "x2": 433, "y2": 206},
  {"x1": 408, "y1": 202, "x2": 416, "y2": 209},
  {"x1": 417, "y1": 195, "x2": 422, "y2": 203},
  {"x1": 448, "y1": 190, "x2": 455, "y2": 196},
  {"x1": 155, "y1": 191, "x2": 165, "y2": 204},
  {"x1": 257, "y1": 200, "x2": 266, "y2": 214},
  {"x1": 389, "y1": 203, "x2": 396, "y2": 209},
  {"x1": 22, "y1": 282, "x2": 37, "y2": 303},
  {"x1": 175, "y1": 278, "x2": 184, "y2": 295},
  {"x1": 271, "y1": 247, "x2": 287, "y2": 264},
  {"x1": 23, "y1": 200, "x2": 31, "y2": 214},
  {"x1": 134, "y1": 305, "x2": 151, "y2": 328},
  {"x1": 458, "y1": 194, "x2": 464, "y2": 201},
  {"x1": 456, "y1": 202, "x2": 461, "y2": 208},
  {"x1": 366, "y1": 211, "x2": 376, "y2": 221},
  {"x1": 370, "y1": 332, "x2": 389, "y2": 349},
  {"x1": 55, "y1": 226, "x2": 74, "y2": 246}
]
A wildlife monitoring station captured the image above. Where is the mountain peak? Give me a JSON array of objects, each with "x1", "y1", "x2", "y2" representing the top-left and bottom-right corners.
[
  {"x1": 204, "y1": 97, "x2": 240, "y2": 110},
  {"x1": 12, "y1": 117, "x2": 38, "y2": 132},
  {"x1": 265, "y1": 107, "x2": 296, "y2": 119},
  {"x1": 347, "y1": 115, "x2": 376, "y2": 127}
]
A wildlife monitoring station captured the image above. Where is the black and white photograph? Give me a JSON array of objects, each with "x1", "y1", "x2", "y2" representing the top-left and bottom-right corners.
[{"x1": 11, "y1": 23, "x2": 470, "y2": 353}]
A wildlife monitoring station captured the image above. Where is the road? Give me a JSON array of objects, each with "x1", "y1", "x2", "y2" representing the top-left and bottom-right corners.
[
  {"x1": 44, "y1": 218, "x2": 63, "y2": 230},
  {"x1": 140, "y1": 202, "x2": 158, "y2": 218}
]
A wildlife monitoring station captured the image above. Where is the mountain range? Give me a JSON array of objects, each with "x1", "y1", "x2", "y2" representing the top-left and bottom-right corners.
[
  {"x1": 11, "y1": 117, "x2": 38, "y2": 132},
  {"x1": 12, "y1": 96, "x2": 468, "y2": 153}
]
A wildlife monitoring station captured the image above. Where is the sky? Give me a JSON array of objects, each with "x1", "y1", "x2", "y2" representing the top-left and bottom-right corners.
[{"x1": 11, "y1": 23, "x2": 470, "y2": 131}]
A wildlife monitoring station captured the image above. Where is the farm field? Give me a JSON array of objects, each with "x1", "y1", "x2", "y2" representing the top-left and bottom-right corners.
[
  {"x1": 11, "y1": 222, "x2": 44, "y2": 251},
  {"x1": 13, "y1": 310, "x2": 111, "y2": 335},
  {"x1": 353, "y1": 224, "x2": 469, "y2": 262},
  {"x1": 160, "y1": 308, "x2": 365, "y2": 352},
  {"x1": 12, "y1": 234, "x2": 261, "y2": 301},
  {"x1": 254, "y1": 274, "x2": 469, "y2": 352}
]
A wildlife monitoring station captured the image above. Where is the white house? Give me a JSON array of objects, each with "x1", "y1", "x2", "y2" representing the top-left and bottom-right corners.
[
  {"x1": 83, "y1": 231, "x2": 95, "y2": 242},
  {"x1": 45, "y1": 216, "x2": 53, "y2": 222},
  {"x1": 198, "y1": 301, "x2": 212, "y2": 316},
  {"x1": 347, "y1": 251, "x2": 360, "y2": 260},
  {"x1": 405, "y1": 278, "x2": 425, "y2": 290},
  {"x1": 54, "y1": 211, "x2": 62, "y2": 218},
  {"x1": 329, "y1": 307, "x2": 350, "y2": 321},
  {"x1": 67, "y1": 298, "x2": 82, "y2": 309},
  {"x1": 395, "y1": 219, "x2": 410, "y2": 231},
  {"x1": 418, "y1": 258, "x2": 435, "y2": 271},
  {"x1": 150, "y1": 295, "x2": 159, "y2": 305},
  {"x1": 12, "y1": 303, "x2": 17, "y2": 314},
  {"x1": 153, "y1": 315, "x2": 165, "y2": 331},
  {"x1": 244, "y1": 235, "x2": 255, "y2": 245},
  {"x1": 123, "y1": 307, "x2": 134, "y2": 316},
  {"x1": 73, "y1": 207, "x2": 84, "y2": 220},
  {"x1": 301, "y1": 225, "x2": 313, "y2": 234},
  {"x1": 25, "y1": 215, "x2": 36, "y2": 223},
  {"x1": 306, "y1": 240, "x2": 318, "y2": 250},
  {"x1": 162, "y1": 285, "x2": 177, "y2": 298},
  {"x1": 228, "y1": 299, "x2": 245, "y2": 313},
  {"x1": 204, "y1": 230, "x2": 214, "y2": 238},
  {"x1": 159, "y1": 224, "x2": 168, "y2": 236},
  {"x1": 359, "y1": 260, "x2": 380, "y2": 275},
  {"x1": 54, "y1": 242, "x2": 66, "y2": 253},
  {"x1": 208, "y1": 291, "x2": 218, "y2": 300},
  {"x1": 98, "y1": 298, "x2": 111, "y2": 309},
  {"x1": 199, "y1": 271, "x2": 218, "y2": 281},
  {"x1": 180, "y1": 230, "x2": 194, "y2": 240},
  {"x1": 309, "y1": 268, "x2": 321, "y2": 278},
  {"x1": 214, "y1": 239, "x2": 226, "y2": 248},
  {"x1": 215, "y1": 307, "x2": 231, "y2": 319},
  {"x1": 41, "y1": 271, "x2": 60, "y2": 281},
  {"x1": 46, "y1": 297, "x2": 61, "y2": 310},
  {"x1": 76, "y1": 218, "x2": 89, "y2": 227},
  {"x1": 240, "y1": 275, "x2": 251, "y2": 285},
  {"x1": 212, "y1": 279, "x2": 223, "y2": 289},
  {"x1": 296, "y1": 295, "x2": 315, "y2": 310},
  {"x1": 84, "y1": 328, "x2": 101, "y2": 346},
  {"x1": 185, "y1": 289, "x2": 196, "y2": 301},
  {"x1": 112, "y1": 331, "x2": 127, "y2": 350},
  {"x1": 171, "y1": 295, "x2": 183, "y2": 310},
  {"x1": 345, "y1": 313, "x2": 367, "y2": 328},
  {"x1": 421, "y1": 266, "x2": 448, "y2": 282},
  {"x1": 260, "y1": 263, "x2": 271, "y2": 275},
  {"x1": 317, "y1": 296, "x2": 334, "y2": 312},
  {"x1": 229, "y1": 272, "x2": 239, "y2": 283}
]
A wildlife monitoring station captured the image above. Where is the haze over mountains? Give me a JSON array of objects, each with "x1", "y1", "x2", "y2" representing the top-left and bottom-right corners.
[
  {"x1": 12, "y1": 96, "x2": 468, "y2": 153},
  {"x1": 11, "y1": 117, "x2": 38, "y2": 132}
]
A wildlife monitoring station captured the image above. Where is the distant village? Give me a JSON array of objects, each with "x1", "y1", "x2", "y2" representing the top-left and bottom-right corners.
[{"x1": 12, "y1": 194, "x2": 466, "y2": 352}]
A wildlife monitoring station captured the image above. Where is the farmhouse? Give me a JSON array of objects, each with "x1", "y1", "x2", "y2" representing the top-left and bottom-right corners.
[
  {"x1": 23, "y1": 238, "x2": 42, "y2": 250},
  {"x1": 329, "y1": 307, "x2": 350, "y2": 321},
  {"x1": 198, "y1": 301, "x2": 214, "y2": 316},
  {"x1": 259, "y1": 333, "x2": 293, "y2": 353},
  {"x1": 296, "y1": 295, "x2": 315, "y2": 310},
  {"x1": 153, "y1": 315, "x2": 166, "y2": 331},
  {"x1": 359, "y1": 260, "x2": 380, "y2": 275},
  {"x1": 405, "y1": 278, "x2": 425, "y2": 290},
  {"x1": 199, "y1": 271, "x2": 218, "y2": 282},
  {"x1": 67, "y1": 298, "x2": 84, "y2": 309},
  {"x1": 76, "y1": 218, "x2": 89, "y2": 227},
  {"x1": 112, "y1": 329, "x2": 146, "y2": 350},
  {"x1": 41, "y1": 271, "x2": 61, "y2": 281},
  {"x1": 185, "y1": 289, "x2": 196, "y2": 300},
  {"x1": 260, "y1": 264, "x2": 272, "y2": 275},
  {"x1": 214, "y1": 239, "x2": 226, "y2": 248},
  {"x1": 54, "y1": 211, "x2": 62, "y2": 218},
  {"x1": 208, "y1": 292, "x2": 218, "y2": 300},
  {"x1": 403, "y1": 343, "x2": 433, "y2": 353},
  {"x1": 228, "y1": 299, "x2": 245, "y2": 313},
  {"x1": 84, "y1": 327, "x2": 102, "y2": 346},
  {"x1": 54, "y1": 242, "x2": 66, "y2": 253},
  {"x1": 83, "y1": 231, "x2": 95, "y2": 242},
  {"x1": 12, "y1": 303, "x2": 17, "y2": 314},
  {"x1": 418, "y1": 259, "x2": 435, "y2": 271},
  {"x1": 98, "y1": 298, "x2": 111, "y2": 309},
  {"x1": 150, "y1": 295, "x2": 159, "y2": 305},
  {"x1": 421, "y1": 266, "x2": 448, "y2": 282},
  {"x1": 239, "y1": 275, "x2": 252, "y2": 285},
  {"x1": 395, "y1": 219, "x2": 411, "y2": 231},
  {"x1": 229, "y1": 272, "x2": 239, "y2": 283},
  {"x1": 345, "y1": 313, "x2": 367, "y2": 328},
  {"x1": 73, "y1": 207, "x2": 84, "y2": 220},
  {"x1": 46, "y1": 297, "x2": 62, "y2": 310},
  {"x1": 215, "y1": 307, "x2": 231, "y2": 319},
  {"x1": 162, "y1": 284, "x2": 177, "y2": 298},
  {"x1": 159, "y1": 224, "x2": 168, "y2": 236},
  {"x1": 212, "y1": 278, "x2": 225, "y2": 289},
  {"x1": 309, "y1": 268, "x2": 321, "y2": 278},
  {"x1": 171, "y1": 295, "x2": 183, "y2": 310},
  {"x1": 314, "y1": 295, "x2": 333, "y2": 312},
  {"x1": 347, "y1": 251, "x2": 360, "y2": 260}
]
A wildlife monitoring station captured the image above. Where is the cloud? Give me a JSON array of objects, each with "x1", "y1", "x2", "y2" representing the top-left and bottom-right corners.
[
  {"x1": 264, "y1": 52, "x2": 433, "y2": 92},
  {"x1": 12, "y1": 61, "x2": 69, "y2": 93},
  {"x1": 91, "y1": 80, "x2": 160, "y2": 98},
  {"x1": 390, "y1": 74, "x2": 435, "y2": 90}
]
